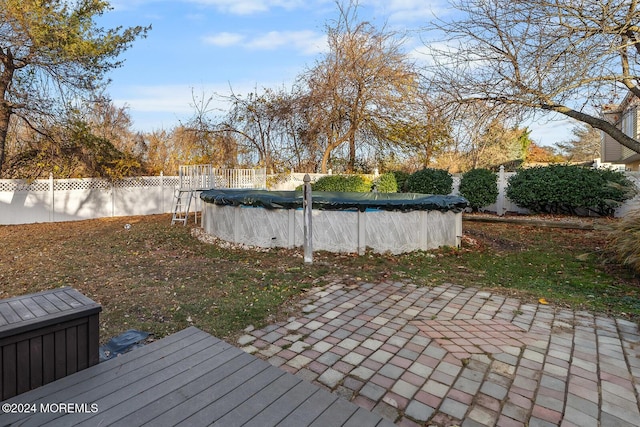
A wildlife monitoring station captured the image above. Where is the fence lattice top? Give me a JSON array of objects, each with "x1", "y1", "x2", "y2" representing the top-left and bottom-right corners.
[
  {"x1": 179, "y1": 165, "x2": 267, "y2": 190},
  {"x1": 0, "y1": 176, "x2": 182, "y2": 192},
  {"x1": 0, "y1": 168, "x2": 268, "y2": 193}
]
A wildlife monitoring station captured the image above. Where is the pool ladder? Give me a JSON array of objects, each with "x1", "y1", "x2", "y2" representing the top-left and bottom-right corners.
[{"x1": 171, "y1": 189, "x2": 197, "y2": 225}]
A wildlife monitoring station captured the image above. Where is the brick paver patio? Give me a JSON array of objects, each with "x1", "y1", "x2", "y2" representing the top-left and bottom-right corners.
[{"x1": 238, "y1": 281, "x2": 640, "y2": 426}]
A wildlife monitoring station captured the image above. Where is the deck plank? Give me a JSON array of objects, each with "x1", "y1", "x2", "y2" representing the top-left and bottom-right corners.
[
  {"x1": 55, "y1": 291, "x2": 85, "y2": 309},
  {"x1": 0, "y1": 328, "x2": 208, "y2": 426},
  {"x1": 242, "y1": 379, "x2": 321, "y2": 427},
  {"x1": 1, "y1": 327, "x2": 392, "y2": 427},
  {"x1": 344, "y1": 407, "x2": 397, "y2": 427},
  {"x1": 76, "y1": 347, "x2": 250, "y2": 426},
  {"x1": 73, "y1": 335, "x2": 227, "y2": 399},
  {"x1": 22, "y1": 326, "x2": 205, "y2": 399},
  {"x1": 211, "y1": 372, "x2": 302, "y2": 426},
  {"x1": 309, "y1": 398, "x2": 359, "y2": 427},
  {"x1": 166, "y1": 359, "x2": 283, "y2": 427},
  {"x1": 4, "y1": 339, "x2": 221, "y2": 427},
  {"x1": 8, "y1": 300, "x2": 36, "y2": 321},
  {"x1": 108, "y1": 349, "x2": 257, "y2": 427},
  {"x1": 20, "y1": 298, "x2": 49, "y2": 318},
  {"x1": 30, "y1": 295, "x2": 60, "y2": 315},
  {"x1": 275, "y1": 389, "x2": 339, "y2": 427},
  {"x1": 42, "y1": 294, "x2": 72, "y2": 312},
  {"x1": 64, "y1": 291, "x2": 98, "y2": 307},
  {"x1": 176, "y1": 366, "x2": 286, "y2": 426},
  {"x1": 0, "y1": 303, "x2": 21, "y2": 324}
]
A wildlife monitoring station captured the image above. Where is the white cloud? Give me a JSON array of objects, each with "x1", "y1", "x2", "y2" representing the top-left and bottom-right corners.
[
  {"x1": 203, "y1": 30, "x2": 327, "y2": 55},
  {"x1": 246, "y1": 31, "x2": 327, "y2": 54},
  {"x1": 113, "y1": 85, "x2": 199, "y2": 115},
  {"x1": 109, "y1": 0, "x2": 311, "y2": 15},
  {"x1": 185, "y1": 13, "x2": 207, "y2": 21},
  {"x1": 203, "y1": 32, "x2": 246, "y2": 47},
  {"x1": 362, "y1": 0, "x2": 453, "y2": 23},
  {"x1": 186, "y1": 0, "x2": 306, "y2": 15},
  {"x1": 111, "y1": 84, "x2": 229, "y2": 131},
  {"x1": 407, "y1": 40, "x2": 457, "y2": 67}
]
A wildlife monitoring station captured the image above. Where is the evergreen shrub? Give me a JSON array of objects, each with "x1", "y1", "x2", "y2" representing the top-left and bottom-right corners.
[
  {"x1": 506, "y1": 165, "x2": 635, "y2": 216},
  {"x1": 406, "y1": 168, "x2": 453, "y2": 195},
  {"x1": 311, "y1": 175, "x2": 372, "y2": 192},
  {"x1": 459, "y1": 168, "x2": 498, "y2": 211},
  {"x1": 373, "y1": 173, "x2": 398, "y2": 193},
  {"x1": 391, "y1": 171, "x2": 410, "y2": 192}
]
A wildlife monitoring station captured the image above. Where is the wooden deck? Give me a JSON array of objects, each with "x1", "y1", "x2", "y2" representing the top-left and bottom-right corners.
[{"x1": 0, "y1": 327, "x2": 395, "y2": 426}]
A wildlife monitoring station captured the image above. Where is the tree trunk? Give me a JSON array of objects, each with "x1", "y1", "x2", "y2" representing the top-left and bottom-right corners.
[
  {"x1": 320, "y1": 129, "x2": 353, "y2": 173},
  {"x1": 348, "y1": 138, "x2": 356, "y2": 172},
  {"x1": 0, "y1": 48, "x2": 15, "y2": 177},
  {"x1": 321, "y1": 142, "x2": 338, "y2": 173},
  {"x1": 0, "y1": 105, "x2": 9, "y2": 176}
]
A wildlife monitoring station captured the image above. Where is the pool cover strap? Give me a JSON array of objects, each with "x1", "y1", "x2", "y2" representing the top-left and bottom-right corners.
[{"x1": 200, "y1": 189, "x2": 468, "y2": 213}]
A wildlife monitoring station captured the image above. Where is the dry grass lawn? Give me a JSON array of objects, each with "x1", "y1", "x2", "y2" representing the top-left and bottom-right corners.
[{"x1": 1, "y1": 213, "x2": 637, "y2": 344}]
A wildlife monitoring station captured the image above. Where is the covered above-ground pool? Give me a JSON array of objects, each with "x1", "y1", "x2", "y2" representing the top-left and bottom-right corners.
[{"x1": 200, "y1": 189, "x2": 468, "y2": 254}]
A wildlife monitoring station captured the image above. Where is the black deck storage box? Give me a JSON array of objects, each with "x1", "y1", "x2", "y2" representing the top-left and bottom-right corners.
[{"x1": 0, "y1": 287, "x2": 101, "y2": 400}]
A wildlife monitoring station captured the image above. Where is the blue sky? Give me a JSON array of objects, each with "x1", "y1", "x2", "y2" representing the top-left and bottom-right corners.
[{"x1": 99, "y1": 0, "x2": 576, "y2": 146}]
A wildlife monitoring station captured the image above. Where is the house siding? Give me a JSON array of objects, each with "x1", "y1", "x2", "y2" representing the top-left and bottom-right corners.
[
  {"x1": 601, "y1": 99, "x2": 640, "y2": 168},
  {"x1": 602, "y1": 109, "x2": 624, "y2": 163}
]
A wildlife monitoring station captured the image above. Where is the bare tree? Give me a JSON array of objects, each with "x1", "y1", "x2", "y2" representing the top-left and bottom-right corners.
[
  {"x1": 83, "y1": 94, "x2": 145, "y2": 158},
  {"x1": 431, "y1": 101, "x2": 529, "y2": 172},
  {"x1": 379, "y1": 93, "x2": 452, "y2": 169},
  {"x1": 555, "y1": 124, "x2": 601, "y2": 162},
  {"x1": 426, "y1": 0, "x2": 640, "y2": 154},
  {"x1": 218, "y1": 87, "x2": 294, "y2": 170},
  {"x1": 297, "y1": 1, "x2": 430, "y2": 173},
  {"x1": 144, "y1": 129, "x2": 179, "y2": 175}
]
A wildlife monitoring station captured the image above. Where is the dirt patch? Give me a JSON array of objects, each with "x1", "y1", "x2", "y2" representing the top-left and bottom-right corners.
[
  {"x1": 463, "y1": 227, "x2": 527, "y2": 253},
  {"x1": 464, "y1": 212, "x2": 616, "y2": 229}
]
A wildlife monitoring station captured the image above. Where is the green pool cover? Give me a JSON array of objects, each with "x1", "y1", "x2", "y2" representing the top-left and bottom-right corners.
[{"x1": 200, "y1": 189, "x2": 468, "y2": 213}]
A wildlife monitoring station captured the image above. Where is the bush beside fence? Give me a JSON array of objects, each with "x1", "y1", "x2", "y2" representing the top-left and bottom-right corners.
[{"x1": 272, "y1": 167, "x2": 640, "y2": 218}]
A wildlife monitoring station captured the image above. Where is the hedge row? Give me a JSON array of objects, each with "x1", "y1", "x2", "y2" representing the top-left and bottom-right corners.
[
  {"x1": 311, "y1": 168, "x2": 454, "y2": 194},
  {"x1": 309, "y1": 165, "x2": 635, "y2": 217},
  {"x1": 457, "y1": 165, "x2": 635, "y2": 216}
]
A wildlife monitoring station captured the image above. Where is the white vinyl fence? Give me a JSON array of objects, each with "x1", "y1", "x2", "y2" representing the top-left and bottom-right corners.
[
  {"x1": 3, "y1": 166, "x2": 639, "y2": 225},
  {"x1": 615, "y1": 172, "x2": 640, "y2": 216},
  {"x1": 0, "y1": 168, "x2": 267, "y2": 225},
  {"x1": 178, "y1": 165, "x2": 267, "y2": 191},
  {"x1": 0, "y1": 175, "x2": 177, "y2": 225}
]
